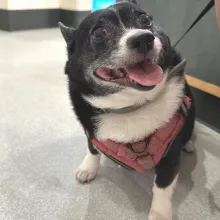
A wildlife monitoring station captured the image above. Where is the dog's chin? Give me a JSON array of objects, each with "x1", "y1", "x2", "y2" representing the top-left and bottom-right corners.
[{"x1": 94, "y1": 58, "x2": 165, "y2": 91}]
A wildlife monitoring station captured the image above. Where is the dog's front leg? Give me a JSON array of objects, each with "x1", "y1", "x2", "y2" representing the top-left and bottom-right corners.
[
  {"x1": 76, "y1": 137, "x2": 101, "y2": 183},
  {"x1": 148, "y1": 152, "x2": 180, "y2": 220}
]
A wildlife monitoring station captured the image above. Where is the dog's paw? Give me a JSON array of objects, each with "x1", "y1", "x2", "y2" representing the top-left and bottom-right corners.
[
  {"x1": 76, "y1": 168, "x2": 97, "y2": 183},
  {"x1": 75, "y1": 153, "x2": 100, "y2": 184},
  {"x1": 183, "y1": 140, "x2": 195, "y2": 153},
  {"x1": 148, "y1": 210, "x2": 172, "y2": 220}
]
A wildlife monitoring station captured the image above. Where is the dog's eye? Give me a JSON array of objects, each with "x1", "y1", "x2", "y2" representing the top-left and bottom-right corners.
[
  {"x1": 137, "y1": 14, "x2": 152, "y2": 28},
  {"x1": 92, "y1": 27, "x2": 108, "y2": 42}
]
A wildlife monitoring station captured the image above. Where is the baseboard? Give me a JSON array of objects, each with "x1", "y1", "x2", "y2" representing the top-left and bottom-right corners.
[
  {"x1": 191, "y1": 87, "x2": 220, "y2": 132},
  {"x1": 0, "y1": 9, "x2": 60, "y2": 31},
  {"x1": 0, "y1": 9, "x2": 90, "y2": 31},
  {"x1": 0, "y1": 9, "x2": 9, "y2": 30},
  {"x1": 60, "y1": 9, "x2": 90, "y2": 27}
]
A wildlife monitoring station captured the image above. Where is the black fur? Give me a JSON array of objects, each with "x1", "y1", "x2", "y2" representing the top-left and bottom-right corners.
[{"x1": 156, "y1": 83, "x2": 195, "y2": 188}]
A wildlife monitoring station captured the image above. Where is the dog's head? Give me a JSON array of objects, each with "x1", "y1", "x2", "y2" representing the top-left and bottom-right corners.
[{"x1": 59, "y1": 0, "x2": 181, "y2": 109}]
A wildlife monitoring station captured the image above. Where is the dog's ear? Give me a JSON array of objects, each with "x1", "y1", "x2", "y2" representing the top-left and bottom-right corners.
[
  {"x1": 58, "y1": 22, "x2": 75, "y2": 45},
  {"x1": 116, "y1": 0, "x2": 138, "y2": 5}
]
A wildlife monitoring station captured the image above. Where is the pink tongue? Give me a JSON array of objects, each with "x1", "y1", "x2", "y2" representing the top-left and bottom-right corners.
[{"x1": 127, "y1": 63, "x2": 164, "y2": 86}]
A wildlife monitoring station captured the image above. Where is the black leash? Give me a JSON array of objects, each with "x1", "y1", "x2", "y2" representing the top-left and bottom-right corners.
[{"x1": 173, "y1": 0, "x2": 215, "y2": 47}]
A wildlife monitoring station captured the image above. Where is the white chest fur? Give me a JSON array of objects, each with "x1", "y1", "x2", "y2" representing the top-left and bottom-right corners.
[{"x1": 93, "y1": 78, "x2": 185, "y2": 143}]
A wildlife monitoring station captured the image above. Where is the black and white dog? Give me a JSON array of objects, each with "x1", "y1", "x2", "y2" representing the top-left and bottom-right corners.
[{"x1": 59, "y1": 0, "x2": 195, "y2": 219}]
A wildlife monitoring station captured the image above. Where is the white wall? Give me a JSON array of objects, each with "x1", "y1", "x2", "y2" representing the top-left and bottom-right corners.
[
  {"x1": 75, "y1": 0, "x2": 91, "y2": 10},
  {"x1": 60, "y1": 0, "x2": 92, "y2": 11},
  {"x1": 3, "y1": 0, "x2": 92, "y2": 10},
  {"x1": 7, "y1": 0, "x2": 60, "y2": 10},
  {"x1": 0, "y1": 0, "x2": 8, "y2": 9}
]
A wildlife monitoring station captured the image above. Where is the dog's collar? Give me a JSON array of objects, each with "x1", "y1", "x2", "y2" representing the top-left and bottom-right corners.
[
  {"x1": 101, "y1": 59, "x2": 187, "y2": 114},
  {"x1": 167, "y1": 59, "x2": 186, "y2": 81},
  {"x1": 102, "y1": 104, "x2": 145, "y2": 114}
]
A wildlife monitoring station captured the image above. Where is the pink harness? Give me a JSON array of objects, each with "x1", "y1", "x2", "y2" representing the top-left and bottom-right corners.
[{"x1": 91, "y1": 96, "x2": 191, "y2": 172}]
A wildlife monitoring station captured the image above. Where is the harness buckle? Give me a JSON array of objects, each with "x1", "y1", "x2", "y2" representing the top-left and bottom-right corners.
[{"x1": 127, "y1": 140, "x2": 149, "y2": 155}]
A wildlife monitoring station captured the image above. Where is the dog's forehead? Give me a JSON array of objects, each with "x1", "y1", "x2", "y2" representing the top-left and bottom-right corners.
[
  {"x1": 78, "y1": 2, "x2": 145, "y2": 30},
  {"x1": 78, "y1": 9, "x2": 119, "y2": 29},
  {"x1": 110, "y1": 2, "x2": 146, "y2": 27},
  {"x1": 110, "y1": 2, "x2": 137, "y2": 11}
]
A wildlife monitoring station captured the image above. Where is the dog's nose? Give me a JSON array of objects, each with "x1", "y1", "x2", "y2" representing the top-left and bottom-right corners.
[{"x1": 127, "y1": 32, "x2": 155, "y2": 53}]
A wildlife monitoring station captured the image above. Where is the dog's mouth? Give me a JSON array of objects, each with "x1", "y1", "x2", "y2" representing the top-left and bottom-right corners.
[{"x1": 95, "y1": 59, "x2": 164, "y2": 88}]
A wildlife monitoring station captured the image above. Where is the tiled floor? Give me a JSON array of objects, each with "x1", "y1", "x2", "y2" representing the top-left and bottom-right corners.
[{"x1": 0, "y1": 29, "x2": 220, "y2": 220}]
